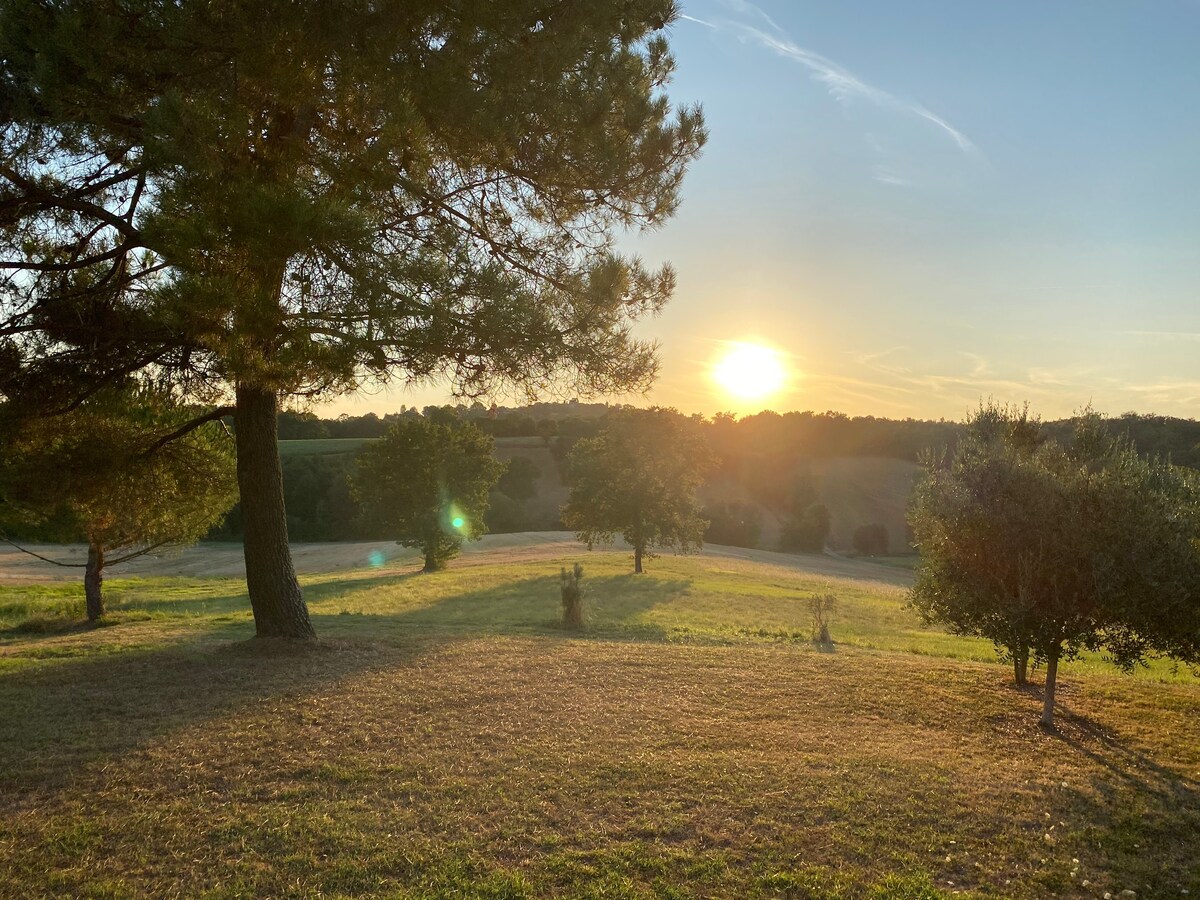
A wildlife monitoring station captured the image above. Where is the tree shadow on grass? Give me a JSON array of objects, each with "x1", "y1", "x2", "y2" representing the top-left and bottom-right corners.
[
  {"x1": 0, "y1": 593, "x2": 255, "y2": 645},
  {"x1": 998, "y1": 682, "x2": 1199, "y2": 797},
  {"x1": 1047, "y1": 700, "x2": 1200, "y2": 892},
  {"x1": 0, "y1": 572, "x2": 409, "y2": 643},
  {"x1": 0, "y1": 623, "x2": 418, "y2": 809},
  {"x1": 103, "y1": 569, "x2": 434, "y2": 620},
  {"x1": 346, "y1": 572, "x2": 689, "y2": 640},
  {"x1": 0, "y1": 569, "x2": 691, "y2": 810},
  {"x1": 1052, "y1": 698, "x2": 1199, "y2": 800}
]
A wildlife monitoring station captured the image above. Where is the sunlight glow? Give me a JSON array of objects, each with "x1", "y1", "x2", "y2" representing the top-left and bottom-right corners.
[{"x1": 711, "y1": 341, "x2": 788, "y2": 402}]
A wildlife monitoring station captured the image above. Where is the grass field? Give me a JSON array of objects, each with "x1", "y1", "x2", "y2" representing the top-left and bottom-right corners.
[
  {"x1": 1, "y1": 549, "x2": 1197, "y2": 897},
  {"x1": 279, "y1": 438, "x2": 375, "y2": 457}
]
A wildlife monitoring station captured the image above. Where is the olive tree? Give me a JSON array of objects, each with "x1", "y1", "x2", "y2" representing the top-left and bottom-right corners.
[{"x1": 909, "y1": 404, "x2": 1200, "y2": 727}]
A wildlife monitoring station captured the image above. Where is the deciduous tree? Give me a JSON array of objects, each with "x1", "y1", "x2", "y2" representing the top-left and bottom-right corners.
[
  {"x1": 562, "y1": 407, "x2": 712, "y2": 573},
  {"x1": 0, "y1": 1, "x2": 705, "y2": 637},
  {"x1": 352, "y1": 417, "x2": 505, "y2": 572}
]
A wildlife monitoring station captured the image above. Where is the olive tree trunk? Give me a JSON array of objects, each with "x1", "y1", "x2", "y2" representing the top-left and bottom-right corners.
[
  {"x1": 1012, "y1": 645, "x2": 1029, "y2": 686},
  {"x1": 84, "y1": 542, "x2": 104, "y2": 621},
  {"x1": 1040, "y1": 648, "x2": 1060, "y2": 728},
  {"x1": 235, "y1": 383, "x2": 316, "y2": 640}
]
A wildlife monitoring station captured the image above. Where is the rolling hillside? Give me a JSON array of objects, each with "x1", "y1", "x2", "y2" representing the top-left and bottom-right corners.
[
  {"x1": 810, "y1": 456, "x2": 920, "y2": 552},
  {"x1": 276, "y1": 436, "x2": 921, "y2": 552},
  {"x1": 0, "y1": 543, "x2": 1196, "y2": 897}
]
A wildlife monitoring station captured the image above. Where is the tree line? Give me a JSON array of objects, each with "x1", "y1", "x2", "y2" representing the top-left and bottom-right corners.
[
  {"x1": 282, "y1": 405, "x2": 1200, "y2": 464},
  {"x1": 253, "y1": 406, "x2": 1200, "y2": 553},
  {"x1": 11, "y1": 400, "x2": 1200, "y2": 563}
]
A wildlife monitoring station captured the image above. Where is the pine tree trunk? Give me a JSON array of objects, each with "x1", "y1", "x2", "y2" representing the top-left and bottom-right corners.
[
  {"x1": 634, "y1": 544, "x2": 643, "y2": 574},
  {"x1": 84, "y1": 542, "x2": 104, "y2": 621},
  {"x1": 1040, "y1": 649, "x2": 1060, "y2": 728},
  {"x1": 235, "y1": 383, "x2": 316, "y2": 640}
]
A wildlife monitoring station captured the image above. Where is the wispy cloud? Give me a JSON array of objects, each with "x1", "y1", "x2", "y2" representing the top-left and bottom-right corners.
[
  {"x1": 812, "y1": 350, "x2": 1123, "y2": 420},
  {"x1": 1122, "y1": 379, "x2": 1200, "y2": 403},
  {"x1": 683, "y1": 0, "x2": 980, "y2": 159},
  {"x1": 718, "y1": 0, "x2": 787, "y2": 35},
  {"x1": 873, "y1": 166, "x2": 913, "y2": 187},
  {"x1": 958, "y1": 351, "x2": 990, "y2": 377},
  {"x1": 1124, "y1": 330, "x2": 1200, "y2": 342}
]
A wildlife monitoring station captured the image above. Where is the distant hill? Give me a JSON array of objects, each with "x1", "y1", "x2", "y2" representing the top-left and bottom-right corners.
[
  {"x1": 244, "y1": 408, "x2": 1200, "y2": 552},
  {"x1": 270, "y1": 437, "x2": 920, "y2": 555},
  {"x1": 490, "y1": 437, "x2": 567, "y2": 532},
  {"x1": 699, "y1": 457, "x2": 919, "y2": 554},
  {"x1": 810, "y1": 457, "x2": 919, "y2": 553}
]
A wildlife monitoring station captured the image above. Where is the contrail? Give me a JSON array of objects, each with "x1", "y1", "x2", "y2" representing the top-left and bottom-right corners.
[{"x1": 685, "y1": 0, "x2": 980, "y2": 158}]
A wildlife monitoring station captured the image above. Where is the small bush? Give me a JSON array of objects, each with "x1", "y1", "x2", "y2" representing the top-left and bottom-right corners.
[
  {"x1": 779, "y1": 503, "x2": 831, "y2": 553},
  {"x1": 808, "y1": 593, "x2": 836, "y2": 648},
  {"x1": 852, "y1": 523, "x2": 889, "y2": 556},
  {"x1": 703, "y1": 501, "x2": 762, "y2": 549},
  {"x1": 561, "y1": 563, "x2": 584, "y2": 629}
]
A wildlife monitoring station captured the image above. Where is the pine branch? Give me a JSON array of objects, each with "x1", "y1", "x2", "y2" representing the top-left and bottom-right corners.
[
  {"x1": 141, "y1": 406, "x2": 235, "y2": 457},
  {"x1": 0, "y1": 533, "x2": 177, "y2": 568},
  {"x1": 0, "y1": 533, "x2": 85, "y2": 567},
  {"x1": 0, "y1": 241, "x2": 140, "y2": 272},
  {"x1": 104, "y1": 539, "x2": 176, "y2": 566},
  {"x1": 0, "y1": 163, "x2": 143, "y2": 240}
]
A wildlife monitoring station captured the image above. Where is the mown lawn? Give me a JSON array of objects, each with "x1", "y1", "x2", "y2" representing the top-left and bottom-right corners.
[{"x1": 0, "y1": 551, "x2": 1197, "y2": 898}]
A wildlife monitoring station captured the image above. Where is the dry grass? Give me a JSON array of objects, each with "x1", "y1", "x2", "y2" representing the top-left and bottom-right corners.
[{"x1": 0, "y1": 552, "x2": 1197, "y2": 898}]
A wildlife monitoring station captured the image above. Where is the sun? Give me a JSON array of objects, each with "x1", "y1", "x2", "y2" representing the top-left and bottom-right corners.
[{"x1": 711, "y1": 341, "x2": 787, "y2": 402}]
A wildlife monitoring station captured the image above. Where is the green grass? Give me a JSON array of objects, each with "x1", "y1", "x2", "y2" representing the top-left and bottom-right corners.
[
  {"x1": 278, "y1": 437, "x2": 375, "y2": 457},
  {"x1": 4, "y1": 553, "x2": 1190, "y2": 682},
  {"x1": 0, "y1": 550, "x2": 1197, "y2": 897}
]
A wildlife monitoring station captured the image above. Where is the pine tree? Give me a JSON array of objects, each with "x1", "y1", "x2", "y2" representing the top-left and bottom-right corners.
[{"x1": 0, "y1": 1, "x2": 705, "y2": 637}]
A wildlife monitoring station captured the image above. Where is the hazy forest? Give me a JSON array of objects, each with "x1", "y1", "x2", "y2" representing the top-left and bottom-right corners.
[
  {"x1": 1, "y1": 2, "x2": 1198, "y2": 898},
  {"x1": 218, "y1": 406, "x2": 1200, "y2": 547}
]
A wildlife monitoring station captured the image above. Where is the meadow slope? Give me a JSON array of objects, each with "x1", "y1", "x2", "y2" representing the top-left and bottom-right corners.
[{"x1": 0, "y1": 542, "x2": 1196, "y2": 898}]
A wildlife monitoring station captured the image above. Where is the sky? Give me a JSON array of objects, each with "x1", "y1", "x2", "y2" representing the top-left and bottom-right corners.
[{"x1": 330, "y1": 0, "x2": 1200, "y2": 421}]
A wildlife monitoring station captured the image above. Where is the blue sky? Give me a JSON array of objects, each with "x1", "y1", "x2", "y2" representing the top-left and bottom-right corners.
[{"x1": 334, "y1": 0, "x2": 1200, "y2": 420}]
